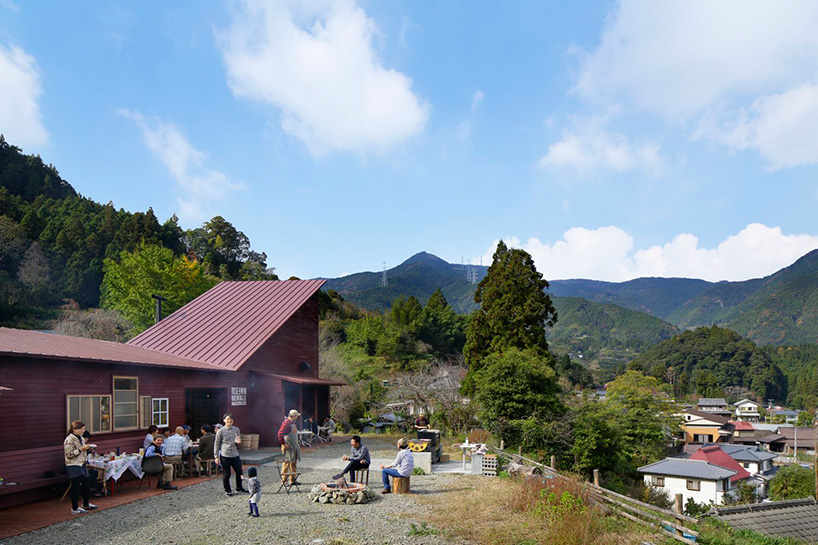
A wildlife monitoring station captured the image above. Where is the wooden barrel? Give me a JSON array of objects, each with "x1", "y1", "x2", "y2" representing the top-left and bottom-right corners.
[{"x1": 250, "y1": 434, "x2": 259, "y2": 450}]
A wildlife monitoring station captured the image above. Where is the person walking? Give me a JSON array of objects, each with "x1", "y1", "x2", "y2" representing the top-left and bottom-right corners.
[
  {"x1": 215, "y1": 412, "x2": 249, "y2": 496},
  {"x1": 277, "y1": 409, "x2": 302, "y2": 485},
  {"x1": 63, "y1": 421, "x2": 98, "y2": 514}
]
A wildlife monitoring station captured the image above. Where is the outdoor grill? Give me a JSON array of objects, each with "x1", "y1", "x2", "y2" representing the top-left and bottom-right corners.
[{"x1": 416, "y1": 429, "x2": 442, "y2": 463}]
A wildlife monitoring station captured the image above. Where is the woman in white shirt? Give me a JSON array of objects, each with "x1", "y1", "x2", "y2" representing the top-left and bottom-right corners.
[{"x1": 379, "y1": 437, "x2": 414, "y2": 494}]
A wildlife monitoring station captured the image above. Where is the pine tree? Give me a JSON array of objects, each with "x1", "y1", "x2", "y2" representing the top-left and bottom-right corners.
[{"x1": 462, "y1": 241, "x2": 557, "y2": 393}]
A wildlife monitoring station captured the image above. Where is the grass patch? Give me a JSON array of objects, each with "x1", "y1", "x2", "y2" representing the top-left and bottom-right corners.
[
  {"x1": 407, "y1": 522, "x2": 441, "y2": 536},
  {"x1": 418, "y1": 473, "x2": 651, "y2": 545}
]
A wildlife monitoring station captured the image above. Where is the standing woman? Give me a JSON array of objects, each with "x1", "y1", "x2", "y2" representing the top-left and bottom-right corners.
[
  {"x1": 214, "y1": 413, "x2": 249, "y2": 496},
  {"x1": 64, "y1": 421, "x2": 98, "y2": 514}
]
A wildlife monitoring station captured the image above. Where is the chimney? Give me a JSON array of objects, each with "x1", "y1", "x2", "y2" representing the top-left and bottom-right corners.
[{"x1": 151, "y1": 294, "x2": 168, "y2": 323}]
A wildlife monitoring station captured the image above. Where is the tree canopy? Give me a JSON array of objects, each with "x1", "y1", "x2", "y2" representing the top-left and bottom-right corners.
[{"x1": 100, "y1": 243, "x2": 218, "y2": 332}]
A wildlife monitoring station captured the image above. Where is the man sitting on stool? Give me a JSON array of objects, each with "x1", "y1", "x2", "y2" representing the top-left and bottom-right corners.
[{"x1": 332, "y1": 435, "x2": 370, "y2": 481}]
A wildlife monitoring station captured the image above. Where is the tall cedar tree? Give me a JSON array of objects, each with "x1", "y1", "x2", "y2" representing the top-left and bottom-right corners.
[{"x1": 462, "y1": 241, "x2": 557, "y2": 394}]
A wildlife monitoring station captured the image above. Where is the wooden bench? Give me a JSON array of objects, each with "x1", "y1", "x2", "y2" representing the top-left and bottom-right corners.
[{"x1": 0, "y1": 445, "x2": 68, "y2": 496}]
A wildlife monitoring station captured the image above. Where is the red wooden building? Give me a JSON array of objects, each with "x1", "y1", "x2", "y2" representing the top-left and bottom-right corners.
[{"x1": 0, "y1": 279, "x2": 341, "y2": 507}]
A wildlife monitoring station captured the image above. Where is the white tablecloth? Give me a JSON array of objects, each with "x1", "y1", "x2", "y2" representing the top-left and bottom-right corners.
[{"x1": 88, "y1": 455, "x2": 144, "y2": 482}]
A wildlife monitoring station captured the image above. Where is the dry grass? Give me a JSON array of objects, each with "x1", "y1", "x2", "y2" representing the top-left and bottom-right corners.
[{"x1": 419, "y1": 473, "x2": 652, "y2": 545}]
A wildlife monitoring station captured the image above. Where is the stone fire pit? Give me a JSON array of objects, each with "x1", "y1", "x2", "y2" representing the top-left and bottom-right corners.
[{"x1": 308, "y1": 481, "x2": 376, "y2": 504}]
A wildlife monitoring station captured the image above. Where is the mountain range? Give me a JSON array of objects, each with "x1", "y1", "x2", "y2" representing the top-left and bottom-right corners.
[{"x1": 322, "y1": 249, "x2": 818, "y2": 348}]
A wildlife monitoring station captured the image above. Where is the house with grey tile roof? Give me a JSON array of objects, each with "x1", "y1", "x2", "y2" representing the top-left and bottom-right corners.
[
  {"x1": 710, "y1": 499, "x2": 818, "y2": 543},
  {"x1": 638, "y1": 458, "x2": 737, "y2": 506}
]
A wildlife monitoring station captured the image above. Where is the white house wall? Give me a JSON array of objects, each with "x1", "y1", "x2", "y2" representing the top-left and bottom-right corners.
[{"x1": 643, "y1": 475, "x2": 727, "y2": 506}]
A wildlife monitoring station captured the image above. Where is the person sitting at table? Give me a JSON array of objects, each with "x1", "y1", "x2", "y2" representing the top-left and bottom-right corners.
[
  {"x1": 162, "y1": 428, "x2": 172, "y2": 440},
  {"x1": 181, "y1": 425, "x2": 200, "y2": 474},
  {"x1": 414, "y1": 413, "x2": 430, "y2": 430},
  {"x1": 144, "y1": 436, "x2": 177, "y2": 490},
  {"x1": 304, "y1": 415, "x2": 318, "y2": 435},
  {"x1": 64, "y1": 420, "x2": 98, "y2": 514},
  {"x1": 163, "y1": 426, "x2": 188, "y2": 475},
  {"x1": 332, "y1": 435, "x2": 370, "y2": 480},
  {"x1": 320, "y1": 416, "x2": 335, "y2": 440},
  {"x1": 379, "y1": 437, "x2": 414, "y2": 494},
  {"x1": 143, "y1": 425, "x2": 159, "y2": 450},
  {"x1": 197, "y1": 425, "x2": 216, "y2": 473}
]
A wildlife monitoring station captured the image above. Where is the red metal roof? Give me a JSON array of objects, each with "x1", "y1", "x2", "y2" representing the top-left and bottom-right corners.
[
  {"x1": 0, "y1": 327, "x2": 221, "y2": 370},
  {"x1": 730, "y1": 421, "x2": 755, "y2": 431},
  {"x1": 690, "y1": 446, "x2": 751, "y2": 482},
  {"x1": 128, "y1": 279, "x2": 326, "y2": 370}
]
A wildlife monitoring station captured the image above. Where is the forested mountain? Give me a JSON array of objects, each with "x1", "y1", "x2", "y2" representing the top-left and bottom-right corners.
[
  {"x1": 548, "y1": 297, "x2": 678, "y2": 372},
  {"x1": 0, "y1": 137, "x2": 274, "y2": 326},
  {"x1": 322, "y1": 252, "x2": 487, "y2": 314},
  {"x1": 548, "y1": 277, "x2": 713, "y2": 321},
  {"x1": 629, "y1": 326, "x2": 788, "y2": 403},
  {"x1": 326, "y1": 249, "x2": 818, "y2": 347}
]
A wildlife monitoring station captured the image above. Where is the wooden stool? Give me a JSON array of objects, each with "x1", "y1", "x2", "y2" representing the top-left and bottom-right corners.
[
  {"x1": 394, "y1": 476, "x2": 411, "y2": 494},
  {"x1": 351, "y1": 468, "x2": 369, "y2": 486}
]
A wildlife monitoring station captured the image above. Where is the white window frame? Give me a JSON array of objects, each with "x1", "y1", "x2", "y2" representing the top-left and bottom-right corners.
[
  {"x1": 67, "y1": 395, "x2": 112, "y2": 434},
  {"x1": 113, "y1": 376, "x2": 139, "y2": 431},
  {"x1": 152, "y1": 398, "x2": 169, "y2": 427}
]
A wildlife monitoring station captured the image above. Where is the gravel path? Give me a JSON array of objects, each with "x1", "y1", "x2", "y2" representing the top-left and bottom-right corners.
[{"x1": 5, "y1": 438, "x2": 473, "y2": 545}]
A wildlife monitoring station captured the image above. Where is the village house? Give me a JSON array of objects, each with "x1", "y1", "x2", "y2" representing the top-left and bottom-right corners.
[
  {"x1": 730, "y1": 421, "x2": 757, "y2": 444},
  {"x1": 0, "y1": 279, "x2": 342, "y2": 508},
  {"x1": 682, "y1": 409, "x2": 735, "y2": 444},
  {"x1": 638, "y1": 458, "x2": 736, "y2": 506},
  {"x1": 696, "y1": 398, "x2": 733, "y2": 418},
  {"x1": 759, "y1": 426, "x2": 816, "y2": 455},
  {"x1": 733, "y1": 399, "x2": 761, "y2": 422}
]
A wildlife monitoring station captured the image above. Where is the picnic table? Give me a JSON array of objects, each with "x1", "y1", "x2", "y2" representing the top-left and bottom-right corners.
[
  {"x1": 297, "y1": 430, "x2": 313, "y2": 447},
  {"x1": 87, "y1": 454, "x2": 144, "y2": 495}
]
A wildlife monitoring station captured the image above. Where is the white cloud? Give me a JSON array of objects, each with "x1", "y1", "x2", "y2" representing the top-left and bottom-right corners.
[
  {"x1": 481, "y1": 224, "x2": 818, "y2": 282},
  {"x1": 471, "y1": 90, "x2": 484, "y2": 112},
  {"x1": 0, "y1": 44, "x2": 47, "y2": 148},
  {"x1": 119, "y1": 109, "x2": 242, "y2": 223},
  {"x1": 569, "y1": 0, "x2": 818, "y2": 170},
  {"x1": 218, "y1": 0, "x2": 429, "y2": 156},
  {"x1": 539, "y1": 121, "x2": 665, "y2": 177},
  {"x1": 697, "y1": 85, "x2": 818, "y2": 171}
]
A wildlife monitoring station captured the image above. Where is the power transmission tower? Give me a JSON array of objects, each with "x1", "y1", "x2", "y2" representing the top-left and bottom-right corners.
[{"x1": 381, "y1": 262, "x2": 388, "y2": 288}]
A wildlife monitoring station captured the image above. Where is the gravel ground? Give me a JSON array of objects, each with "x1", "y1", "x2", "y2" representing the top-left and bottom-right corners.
[{"x1": 5, "y1": 438, "x2": 473, "y2": 545}]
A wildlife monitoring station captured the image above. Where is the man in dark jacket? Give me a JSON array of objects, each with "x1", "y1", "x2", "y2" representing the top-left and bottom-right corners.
[{"x1": 332, "y1": 435, "x2": 370, "y2": 480}]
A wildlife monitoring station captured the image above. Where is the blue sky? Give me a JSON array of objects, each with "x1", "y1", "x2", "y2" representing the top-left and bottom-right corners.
[{"x1": 2, "y1": 1, "x2": 818, "y2": 282}]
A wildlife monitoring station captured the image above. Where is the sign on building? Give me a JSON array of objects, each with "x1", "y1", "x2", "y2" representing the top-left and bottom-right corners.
[{"x1": 231, "y1": 387, "x2": 247, "y2": 406}]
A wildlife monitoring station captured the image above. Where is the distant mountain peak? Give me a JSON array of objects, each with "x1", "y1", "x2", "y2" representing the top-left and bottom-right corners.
[{"x1": 400, "y1": 252, "x2": 450, "y2": 267}]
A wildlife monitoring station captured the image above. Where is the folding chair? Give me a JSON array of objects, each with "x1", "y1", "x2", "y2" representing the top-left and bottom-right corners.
[{"x1": 274, "y1": 458, "x2": 301, "y2": 494}]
